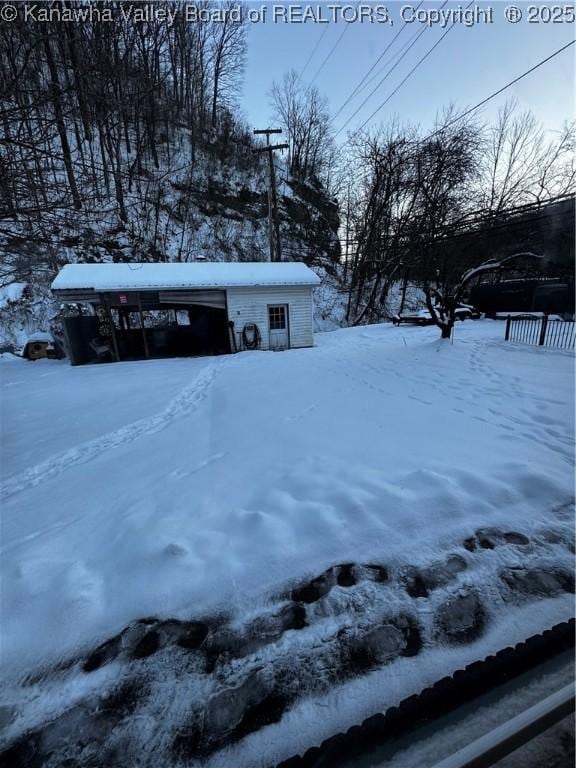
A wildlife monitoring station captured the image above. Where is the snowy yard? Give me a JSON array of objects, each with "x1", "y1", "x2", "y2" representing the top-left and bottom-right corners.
[{"x1": 1, "y1": 320, "x2": 574, "y2": 767}]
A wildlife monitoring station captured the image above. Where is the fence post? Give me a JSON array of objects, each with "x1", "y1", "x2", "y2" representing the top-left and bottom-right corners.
[
  {"x1": 538, "y1": 314, "x2": 548, "y2": 346},
  {"x1": 505, "y1": 315, "x2": 511, "y2": 341}
]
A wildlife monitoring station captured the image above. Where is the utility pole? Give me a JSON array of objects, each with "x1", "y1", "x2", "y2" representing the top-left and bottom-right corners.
[{"x1": 253, "y1": 128, "x2": 288, "y2": 262}]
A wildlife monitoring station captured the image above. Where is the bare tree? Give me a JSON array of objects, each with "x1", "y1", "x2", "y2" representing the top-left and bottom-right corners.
[
  {"x1": 344, "y1": 112, "x2": 482, "y2": 328},
  {"x1": 345, "y1": 124, "x2": 416, "y2": 323},
  {"x1": 42, "y1": 33, "x2": 82, "y2": 210},
  {"x1": 209, "y1": 2, "x2": 247, "y2": 128},
  {"x1": 271, "y1": 70, "x2": 334, "y2": 184},
  {"x1": 479, "y1": 101, "x2": 576, "y2": 212},
  {"x1": 531, "y1": 120, "x2": 576, "y2": 203}
]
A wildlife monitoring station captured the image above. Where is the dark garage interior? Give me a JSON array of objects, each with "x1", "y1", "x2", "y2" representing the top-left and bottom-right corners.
[{"x1": 59, "y1": 289, "x2": 231, "y2": 365}]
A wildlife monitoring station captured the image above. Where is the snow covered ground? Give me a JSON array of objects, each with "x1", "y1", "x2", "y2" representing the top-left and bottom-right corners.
[{"x1": 0, "y1": 319, "x2": 574, "y2": 766}]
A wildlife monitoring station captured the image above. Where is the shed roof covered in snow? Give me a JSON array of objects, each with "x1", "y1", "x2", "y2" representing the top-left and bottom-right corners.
[{"x1": 51, "y1": 262, "x2": 320, "y2": 292}]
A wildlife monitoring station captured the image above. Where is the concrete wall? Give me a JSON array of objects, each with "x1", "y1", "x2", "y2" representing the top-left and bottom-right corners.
[{"x1": 226, "y1": 285, "x2": 314, "y2": 351}]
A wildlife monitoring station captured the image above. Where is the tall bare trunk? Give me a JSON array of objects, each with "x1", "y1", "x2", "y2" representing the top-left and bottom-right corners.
[{"x1": 43, "y1": 35, "x2": 82, "y2": 210}]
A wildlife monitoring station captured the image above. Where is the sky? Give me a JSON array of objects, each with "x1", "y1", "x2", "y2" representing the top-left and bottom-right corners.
[{"x1": 240, "y1": 1, "x2": 575, "y2": 140}]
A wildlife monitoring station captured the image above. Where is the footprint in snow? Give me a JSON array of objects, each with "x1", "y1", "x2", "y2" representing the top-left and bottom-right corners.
[
  {"x1": 4, "y1": 524, "x2": 572, "y2": 767},
  {"x1": 283, "y1": 404, "x2": 319, "y2": 423},
  {"x1": 408, "y1": 395, "x2": 433, "y2": 406},
  {"x1": 463, "y1": 527, "x2": 530, "y2": 552}
]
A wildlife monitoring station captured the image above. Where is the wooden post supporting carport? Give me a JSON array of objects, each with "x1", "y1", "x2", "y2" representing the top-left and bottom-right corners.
[
  {"x1": 103, "y1": 297, "x2": 120, "y2": 362},
  {"x1": 138, "y1": 294, "x2": 149, "y2": 358}
]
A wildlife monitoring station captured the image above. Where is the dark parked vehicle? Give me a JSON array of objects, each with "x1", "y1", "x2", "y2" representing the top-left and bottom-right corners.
[
  {"x1": 392, "y1": 304, "x2": 481, "y2": 326},
  {"x1": 469, "y1": 279, "x2": 575, "y2": 319}
]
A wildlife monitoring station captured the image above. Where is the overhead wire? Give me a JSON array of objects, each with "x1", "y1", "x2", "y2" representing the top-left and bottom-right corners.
[
  {"x1": 332, "y1": 0, "x2": 425, "y2": 121},
  {"x1": 299, "y1": 24, "x2": 329, "y2": 79},
  {"x1": 334, "y1": 1, "x2": 451, "y2": 138},
  {"x1": 351, "y1": 0, "x2": 475, "y2": 138},
  {"x1": 423, "y1": 39, "x2": 576, "y2": 143},
  {"x1": 354, "y1": 22, "x2": 429, "y2": 99},
  {"x1": 308, "y1": 22, "x2": 350, "y2": 86}
]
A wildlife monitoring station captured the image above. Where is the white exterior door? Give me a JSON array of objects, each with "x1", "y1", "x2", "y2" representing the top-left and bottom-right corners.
[{"x1": 268, "y1": 304, "x2": 289, "y2": 350}]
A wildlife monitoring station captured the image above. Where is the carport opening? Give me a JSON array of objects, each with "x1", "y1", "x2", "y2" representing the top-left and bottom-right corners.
[
  {"x1": 112, "y1": 303, "x2": 230, "y2": 360},
  {"x1": 61, "y1": 292, "x2": 230, "y2": 364}
]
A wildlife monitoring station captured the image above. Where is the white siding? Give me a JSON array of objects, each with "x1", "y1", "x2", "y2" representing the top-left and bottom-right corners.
[{"x1": 226, "y1": 285, "x2": 314, "y2": 351}]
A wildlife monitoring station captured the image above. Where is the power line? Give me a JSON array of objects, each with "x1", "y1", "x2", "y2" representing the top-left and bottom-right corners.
[
  {"x1": 424, "y1": 39, "x2": 576, "y2": 143},
  {"x1": 345, "y1": 0, "x2": 472, "y2": 140},
  {"x1": 300, "y1": 24, "x2": 329, "y2": 79},
  {"x1": 335, "y1": 24, "x2": 428, "y2": 123},
  {"x1": 333, "y1": 20, "x2": 429, "y2": 137},
  {"x1": 332, "y1": 0, "x2": 424, "y2": 121},
  {"x1": 334, "y1": 1, "x2": 450, "y2": 139},
  {"x1": 308, "y1": 22, "x2": 349, "y2": 87},
  {"x1": 345, "y1": 38, "x2": 575, "y2": 193},
  {"x1": 343, "y1": 32, "x2": 574, "y2": 153},
  {"x1": 354, "y1": 23, "x2": 427, "y2": 99}
]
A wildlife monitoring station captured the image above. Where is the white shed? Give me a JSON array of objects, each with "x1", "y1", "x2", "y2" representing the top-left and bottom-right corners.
[{"x1": 51, "y1": 262, "x2": 320, "y2": 364}]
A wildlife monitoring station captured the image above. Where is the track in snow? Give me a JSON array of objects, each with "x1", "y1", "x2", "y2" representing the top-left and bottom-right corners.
[{"x1": 0, "y1": 364, "x2": 221, "y2": 502}]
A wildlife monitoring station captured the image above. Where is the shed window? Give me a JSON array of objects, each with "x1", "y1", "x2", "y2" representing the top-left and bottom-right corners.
[{"x1": 269, "y1": 305, "x2": 286, "y2": 330}]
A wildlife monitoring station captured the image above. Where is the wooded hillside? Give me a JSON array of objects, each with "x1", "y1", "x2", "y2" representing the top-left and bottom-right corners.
[{"x1": 0, "y1": 3, "x2": 340, "y2": 346}]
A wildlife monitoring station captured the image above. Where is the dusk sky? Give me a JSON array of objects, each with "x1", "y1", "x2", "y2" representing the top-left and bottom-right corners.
[{"x1": 241, "y1": 1, "x2": 575, "y2": 139}]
